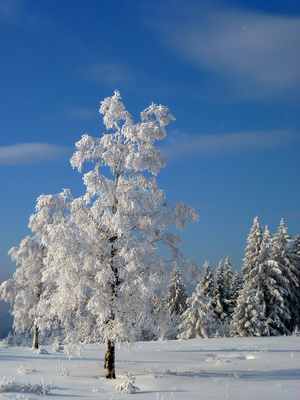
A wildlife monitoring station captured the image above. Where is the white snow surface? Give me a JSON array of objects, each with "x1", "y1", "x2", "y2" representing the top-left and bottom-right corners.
[{"x1": 0, "y1": 336, "x2": 299, "y2": 399}]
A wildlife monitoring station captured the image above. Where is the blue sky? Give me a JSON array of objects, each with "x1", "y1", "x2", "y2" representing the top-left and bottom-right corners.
[{"x1": 0, "y1": 0, "x2": 299, "y2": 295}]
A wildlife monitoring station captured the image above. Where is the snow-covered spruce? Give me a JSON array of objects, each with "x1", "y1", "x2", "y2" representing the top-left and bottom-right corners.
[
  {"x1": 231, "y1": 221, "x2": 269, "y2": 337},
  {"x1": 286, "y1": 234, "x2": 300, "y2": 331},
  {"x1": 231, "y1": 285, "x2": 266, "y2": 337},
  {"x1": 223, "y1": 256, "x2": 235, "y2": 321},
  {"x1": 214, "y1": 260, "x2": 227, "y2": 325},
  {"x1": 164, "y1": 268, "x2": 188, "y2": 338},
  {"x1": 166, "y1": 268, "x2": 188, "y2": 317},
  {"x1": 179, "y1": 265, "x2": 216, "y2": 339},
  {"x1": 231, "y1": 217, "x2": 299, "y2": 337},
  {"x1": 268, "y1": 219, "x2": 299, "y2": 334}
]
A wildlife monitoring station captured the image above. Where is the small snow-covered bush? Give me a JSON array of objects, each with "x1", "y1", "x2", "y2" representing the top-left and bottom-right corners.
[
  {"x1": 0, "y1": 376, "x2": 51, "y2": 395},
  {"x1": 0, "y1": 377, "x2": 16, "y2": 392},
  {"x1": 53, "y1": 338, "x2": 64, "y2": 352},
  {"x1": 33, "y1": 347, "x2": 49, "y2": 355},
  {"x1": 292, "y1": 326, "x2": 300, "y2": 337},
  {"x1": 0, "y1": 338, "x2": 9, "y2": 348},
  {"x1": 115, "y1": 373, "x2": 140, "y2": 394},
  {"x1": 17, "y1": 362, "x2": 37, "y2": 374}
]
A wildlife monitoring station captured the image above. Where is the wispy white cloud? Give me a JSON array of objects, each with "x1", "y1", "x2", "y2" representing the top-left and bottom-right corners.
[
  {"x1": 78, "y1": 62, "x2": 174, "y2": 96},
  {"x1": 282, "y1": 213, "x2": 300, "y2": 219},
  {"x1": 0, "y1": 143, "x2": 71, "y2": 166},
  {"x1": 161, "y1": 130, "x2": 300, "y2": 162},
  {"x1": 0, "y1": 0, "x2": 23, "y2": 23},
  {"x1": 79, "y1": 62, "x2": 136, "y2": 88},
  {"x1": 0, "y1": 0, "x2": 52, "y2": 30},
  {"x1": 64, "y1": 105, "x2": 96, "y2": 121},
  {"x1": 149, "y1": 2, "x2": 300, "y2": 100}
]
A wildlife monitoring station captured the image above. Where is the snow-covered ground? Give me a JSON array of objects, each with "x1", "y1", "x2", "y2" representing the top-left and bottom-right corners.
[{"x1": 0, "y1": 336, "x2": 299, "y2": 399}]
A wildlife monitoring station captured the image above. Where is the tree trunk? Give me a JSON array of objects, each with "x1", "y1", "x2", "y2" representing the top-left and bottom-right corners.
[
  {"x1": 104, "y1": 340, "x2": 116, "y2": 379},
  {"x1": 32, "y1": 325, "x2": 39, "y2": 349},
  {"x1": 103, "y1": 193, "x2": 119, "y2": 379}
]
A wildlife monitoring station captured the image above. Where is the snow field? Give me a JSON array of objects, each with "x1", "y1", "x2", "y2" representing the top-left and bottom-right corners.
[{"x1": 0, "y1": 336, "x2": 299, "y2": 400}]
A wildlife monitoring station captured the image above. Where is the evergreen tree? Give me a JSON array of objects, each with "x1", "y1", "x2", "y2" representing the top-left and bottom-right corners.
[
  {"x1": 230, "y1": 271, "x2": 242, "y2": 306},
  {"x1": 233, "y1": 220, "x2": 292, "y2": 337},
  {"x1": 214, "y1": 260, "x2": 226, "y2": 324},
  {"x1": 223, "y1": 256, "x2": 234, "y2": 321},
  {"x1": 165, "y1": 268, "x2": 188, "y2": 339},
  {"x1": 250, "y1": 225, "x2": 281, "y2": 336},
  {"x1": 231, "y1": 217, "x2": 266, "y2": 337},
  {"x1": 141, "y1": 295, "x2": 172, "y2": 341},
  {"x1": 166, "y1": 268, "x2": 188, "y2": 317},
  {"x1": 231, "y1": 285, "x2": 266, "y2": 337},
  {"x1": 266, "y1": 219, "x2": 293, "y2": 334},
  {"x1": 201, "y1": 260, "x2": 215, "y2": 298},
  {"x1": 241, "y1": 216, "x2": 263, "y2": 278},
  {"x1": 178, "y1": 279, "x2": 216, "y2": 340},
  {"x1": 223, "y1": 257, "x2": 233, "y2": 296},
  {"x1": 179, "y1": 261, "x2": 217, "y2": 340},
  {"x1": 286, "y1": 235, "x2": 300, "y2": 331}
]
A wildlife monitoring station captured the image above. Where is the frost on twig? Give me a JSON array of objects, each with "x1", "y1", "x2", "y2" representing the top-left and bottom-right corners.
[
  {"x1": 115, "y1": 372, "x2": 140, "y2": 394},
  {"x1": 58, "y1": 360, "x2": 70, "y2": 378}
]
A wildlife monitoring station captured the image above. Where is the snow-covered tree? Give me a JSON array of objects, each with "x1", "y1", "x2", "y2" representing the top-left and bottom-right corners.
[
  {"x1": 223, "y1": 257, "x2": 233, "y2": 292},
  {"x1": 214, "y1": 260, "x2": 227, "y2": 324},
  {"x1": 231, "y1": 218, "x2": 266, "y2": 336},
  {"x1": 178, "y1": 279, "x2": 216, "y2": 340},
  {"x1": 230, "y1": 271, "x2": 242, "y2": 307},
  {"x1": 231, "y1": 285, "x2": 266, "y2": 337},
  {"x1": 29, "y1": 91, "x2": 199, "y2": 378},
  {"x1": 164, "y1": 268, "x2": 188, "y2": 339},
  {"x1": 237, "y1": 225, "x2": 271, "y2": 336},
  {"x1": 266, "y1": 219, "x2": 293, "y2": 334},
  {"x1": 179, "y1": 261, "x2": 217, "y2": 339},
  {"x1": 147, "y1": 295, "x2": 172, "y2": 340},
  {"x1": 0, "y1": 236, "x2": 49, "y2": 349},
  {"x1": 223, "y1": 256, "x2": 234, "y2": 321},
  {"x1": 166, "y1": 268, "x2": 188, "y2": 317},
  {"x1": 201, "y1": 260, "x2": 215, "y2": 298},
  {"x1": 232, "y1": 221, "x2": 292, "y2": 337},
  {"x1": 286, "y1": 235, "x2": 300, "y2": 331},
  {"x1": 241, "y1": 216, "x2": 263, "y2": 278}
]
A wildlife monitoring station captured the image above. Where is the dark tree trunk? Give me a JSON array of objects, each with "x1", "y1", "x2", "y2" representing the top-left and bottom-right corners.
[
  {"x1": 32, "y1": 325, "x2": 39, "y2": 349},
  {"x1": 103, "y1": 194, "x2": 119, "y2": 379},
  {"x1": 104, "y1": 340, "x2": 116, "y2": 379},
  {"x1": 103, "y1": 234, "x2": 119, "y2": 379}
]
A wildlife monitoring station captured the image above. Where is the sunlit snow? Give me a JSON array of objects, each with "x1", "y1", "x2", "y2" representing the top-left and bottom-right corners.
[{"x1": 0, "y1": 336, "x2": 299, "y2": 399}]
